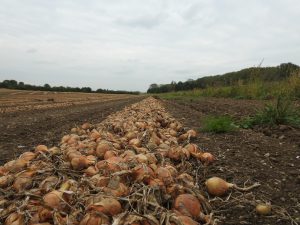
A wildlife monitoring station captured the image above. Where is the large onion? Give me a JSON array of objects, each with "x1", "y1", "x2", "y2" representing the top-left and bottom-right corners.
[
  {"x1": 5, "y1": 212, "x2": 25, "y2": 225},
  {"x1": 173, "y1": 194, "x2": 202, "y2": 219},
  {"x1": 79, "y1": 213, "x2": 109, "y2": 225},
  {"x1": 87, "y1": 197, "x2": 122, "y2": 216}
]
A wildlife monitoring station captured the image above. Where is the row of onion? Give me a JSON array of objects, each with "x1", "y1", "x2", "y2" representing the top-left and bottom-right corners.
[{"x1": 0, "y1": 97, "x2": 262, "y2": 225}]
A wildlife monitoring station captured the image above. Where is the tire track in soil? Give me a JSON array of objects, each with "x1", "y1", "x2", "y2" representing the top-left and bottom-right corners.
[{"x1": 0, "y1": 97, "x2": 144, "y2": 164}]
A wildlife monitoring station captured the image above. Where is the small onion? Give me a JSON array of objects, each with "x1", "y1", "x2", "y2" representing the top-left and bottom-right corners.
[
  {"x1": 82, "y1": 122, "x2": 91, "y2": 130},
  {"x1": 19, "y1": 152, "x2": 36, "y2": 161},
  {"x1": 0, "y1": 175, "x2": 14, "y2": 188},
  {"x1": 205, "y1": 177, "x2": 233, "y2": 196},
  {"x1": 200, "y1": 152, "x2": 215, "y2": 164},
  {"x1": 186, "y1": 129, "x2": 197, "y2": 138},
  {"x1": 71, "y1": 156, "x2": 90, "y2": 170},
  {"x1": 136, "y1": 154, "x2": 148, "y2": 163},
  {"x1": 205, "y1": 177, "x2": 260, "y2": 196},
  {"x1": 35, "y1": 145, "x2": 48, "y2": 153},
  {"x1": 129, "y1": 138, "x2": 141, "y2": 147},
  {"x1": 13, "y1": 176, "x2": 32, "y2": 192},
  {"x1": 104, "y1": 150, "x2": 117, "y2": 160},
  {"x1": 256, "y1": 203, "x2": 271, "y2": 215},
  {"x1": 95, "y1": 142, "x2": 112, "y2": 159},
  {"x1": 156, "y1": 167, "x2": 173, "y2": 185}
]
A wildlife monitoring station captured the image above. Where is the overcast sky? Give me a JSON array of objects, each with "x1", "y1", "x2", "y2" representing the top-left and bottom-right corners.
[{"x1": 0, "y1": 0, "x2": 299, "y2": 91}]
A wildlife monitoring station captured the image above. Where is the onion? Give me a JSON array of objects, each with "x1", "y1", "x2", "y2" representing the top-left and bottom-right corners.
[
  {"x1": 169, "y1": 129, "x2": 177, "y2": 137},
  {"x1": 5, "y1": 212, "x2": 25, "y2": 225},
  {"x1": 256, "y1": 203, "x2": 271, "y2": 215},
  {"x1": 88, "y1": 197, "x2": 122, "y2": 216},
  {"x1": 146, "y1": 153, "x2": 157, "y2": 164},
  {"x1": 91, "y1": 175, "x2": 109, "y2": 187},
  {"x1": 148, "y1": 178, "x2": 164, "y2": 188},
  {"x1": 129, "y1": 138, "x2": 141, "y2": 147},
  {"x1": 156, "y1": 167, "x2": 173, "y2": 185},
  {"x1": 132, "y1": 165, "x2": 154, "y2": 183},
  {"x1": 84, "y1": 166, "x2": 99, "y2": 176},
  {"x1": 90, "y1": 130, "x2": 101, "y2": 140},
  {"x1": 61, "y1": 135, "x2": 70, "y2": 143},
  {"x1": 35, "y1": 145, "x2": 48, "y2": 153},
  {"x1": 165, "y1": 165, "x2": 178, "y2": 177},
  {"x1": 103, "y1": 182, "x2": 128, "y2": 197},
  {"x1": 136, "y1": 154, "x2": 148, "y2": 163},
  {"x1": 48, "y1": 147, "x2": 61, "y2": 155},
  {"x1": 39, "y1": 176, "x2": 59, "y2": 193},
  {"x1": 106, "y1": 157, "x2": 126, "y2": 172},
  {"x1": 186, "y1": 129, "x2": 197, "y2": 138},
  {"x1": 71, "y1": 156, "x2": 90, "y2": 170},
  {"x1": 169, "y1": 122, "x2": 177, "y2": 130},
  {"x1": 19, "y1": 152, "x2": 36, "y2": 161},
  {"x1": 104, "y1": 150, "x2": 117, "y2": 160},
  {"x1": 121, "y1": 150, "x2": 136, "y2": 162},
  {"x1": 82, "y1": 122, "x2": 91, "y2": 130},
  {"x1": 66, "y1": 150, "x2": 82, "y2": 160},
  {"x1": 43, "y1": 180, "x2": 72, "y2": 209},
  {"x1": 205, "y1": 177, "x2": 261, "y2": 196},
  {"x1": 13, "y1": 176, "x2": 32, "y2": 192},
  {"x1": 173, "y1": 194, "x2": 202, "y2": 219},
  {"x1": 0, "y1": 166, "x2": 8, "y2": 176},
  {"x1": 200, "y1": 152, "x2": 215, "y2": 164},
  {"x1": 172, "y1": 216, "x2": 198, "y2": 225},
  {"x1": 125, "y1": 131, "x2": 136, "y2": 140},
  {"x1": 79, "y1": 213, "x2": 109, "y2": 225},
  {"x1": 95, "y1": 141, "x2": 112, "y2": 158},
  {"x1": 4, "y1": 159, "x2": 27, "y2": 173},
  {"x1": 178, "y1": 133, "x2": 188, "y2": 142},
  {"x1": 0, "y1": 175, "x2": 14, "y2": 188},
  {"x1": 177, "y1": 173, "x2": 194, "y2": 187}
]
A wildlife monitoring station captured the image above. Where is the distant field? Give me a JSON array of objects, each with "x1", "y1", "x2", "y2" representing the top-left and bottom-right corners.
[{"x1": 0, "y1": 88, "x2": 137, "y2": 113}]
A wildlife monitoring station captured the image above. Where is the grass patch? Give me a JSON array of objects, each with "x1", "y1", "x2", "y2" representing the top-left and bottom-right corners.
[
  {"x1": 240, "y1": 96, "x2": 300, "y2": 128},
  {"x1": 201, "y1": 115, "x2": 237, "y2": 133}
]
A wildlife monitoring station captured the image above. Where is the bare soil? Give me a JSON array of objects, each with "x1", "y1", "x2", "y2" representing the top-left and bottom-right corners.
[
  {"x1": 0, "y1": 96, "x2": 144, "y2": 164},
  {"x1": 163, "y1": 97, "x2": 300, "y2": 225}
]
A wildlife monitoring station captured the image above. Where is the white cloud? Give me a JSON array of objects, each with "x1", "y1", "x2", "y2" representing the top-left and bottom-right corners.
[{"x1": 0, "y1": 0, "x2": 299, "y2": 91}]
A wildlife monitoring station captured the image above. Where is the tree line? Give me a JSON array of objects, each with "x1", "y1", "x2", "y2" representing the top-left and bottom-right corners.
[
  {"x1": 0, "y1": 80, "x2": 140, "y2": 95},
  {"x1": 147, "y1": 63, "x2": 300, "y2": 93}
]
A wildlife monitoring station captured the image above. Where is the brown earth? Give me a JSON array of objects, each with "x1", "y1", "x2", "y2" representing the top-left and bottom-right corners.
[
  {"x1": 0, "y1": 96, "x2": 144, "y2": 164},
  {"x1": 0, "y1": 88, "x2": 136, "y2": 113},
  {"x1": 163, "y1": 97, "x2": 300, "y2": 225}
]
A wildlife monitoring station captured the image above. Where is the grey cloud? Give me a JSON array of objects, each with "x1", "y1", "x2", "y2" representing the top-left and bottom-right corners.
[
  {"x1": 115, "y1": 14, "x2": 166, "y2": 29},
  {"x1": 26, "y1": 48, "x2": 38, "y2": 54},
  {"x1": 0, "y1": 0, "x2": 300, "y2": 92}
]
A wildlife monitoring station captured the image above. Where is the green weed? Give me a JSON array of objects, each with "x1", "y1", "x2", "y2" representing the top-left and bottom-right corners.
[
  {"x1": 201, "y1": 115, "x2": 237, "y2": 133},
  {"x1": 240, "y1": 96, "x2": 300, "y2": 128}
]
